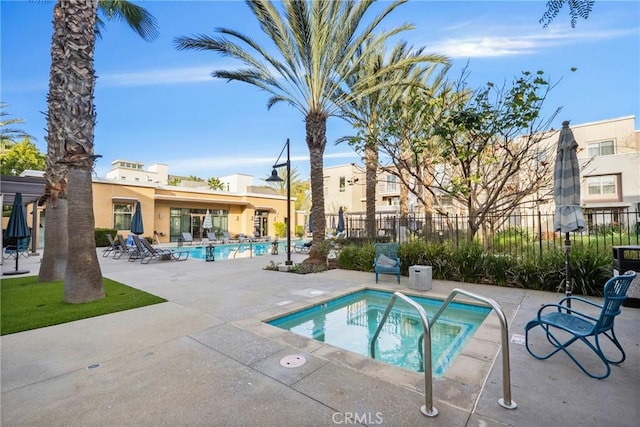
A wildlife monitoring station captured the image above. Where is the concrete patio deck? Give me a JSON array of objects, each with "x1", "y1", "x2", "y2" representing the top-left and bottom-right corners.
[{"x1": 1, "y1": 250, "x2": 639, "y2": 426}]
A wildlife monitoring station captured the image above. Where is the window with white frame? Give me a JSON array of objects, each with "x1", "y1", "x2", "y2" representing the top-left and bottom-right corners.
[
  {"x1": 339, "y1": 176, "x2": 346, "y2": 192},
  {"x1": 113, "y1": 204, "x2": 133, "y2": 230},
  {"x1": 587, "y1": 175, "x2": 617, "y2": 195},
  {"x1": 386, "y1": 174, "x2": 397, "y2": 192},
  {"x1": 587, "y1": 140, "x2": 615, "y2": 157}
]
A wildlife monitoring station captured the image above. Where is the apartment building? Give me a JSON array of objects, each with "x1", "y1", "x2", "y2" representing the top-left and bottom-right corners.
[{"x1": 323, "y1": 116, "x2": 639, "y2": 230}]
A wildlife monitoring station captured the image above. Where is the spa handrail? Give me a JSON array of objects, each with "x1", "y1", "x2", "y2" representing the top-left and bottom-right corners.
[
  {"x1": 428, "y1": 288, "x2": 517, "y2": 410},
  {"x1": 369, "y1": 292, "x2": 438, "y2": 417},
  {"x1": 232, "y1": 239, "x2": 253, "y2": 259}
]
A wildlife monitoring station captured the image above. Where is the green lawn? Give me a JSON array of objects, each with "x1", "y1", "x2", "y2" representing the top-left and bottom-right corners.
[{"x1": 1, "y1": 276, "x2": 167, "y2": 335}]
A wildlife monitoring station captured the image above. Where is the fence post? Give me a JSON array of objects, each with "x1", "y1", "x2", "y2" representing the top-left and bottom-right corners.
[{"x1": 537, "y1": 210, "x2": 543, "y2": 260}]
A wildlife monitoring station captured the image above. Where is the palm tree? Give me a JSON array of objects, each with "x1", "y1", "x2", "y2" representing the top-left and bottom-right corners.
[
  {"x1": 0, "y1": 103, "x2": 32, "y2": 147},
  {"x1": 39, "y1": 0, "x2": 157, "y2": 302},
  {"x1": 207, "y1": 176, "x2": 225, "y2": 190},
  {"x1": 339, "y1": 41, "x2": 447, "y2": 238},
  {"x1": 175, "y1": 0, "x2": 425, "y2": 246}
]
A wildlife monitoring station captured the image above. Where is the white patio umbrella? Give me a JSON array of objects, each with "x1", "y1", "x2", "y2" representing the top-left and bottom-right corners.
[
  {"x1": 203, "y1": 210, "x2": 213, "y2": 231},
  {"x1": 553, "y1": 121, "x2": 585, "y2": 307}
]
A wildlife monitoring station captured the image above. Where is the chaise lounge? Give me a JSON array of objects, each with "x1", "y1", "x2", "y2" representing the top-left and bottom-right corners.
[{"x1": 131, "y1": 235, "x2": 190, "y2": 264}]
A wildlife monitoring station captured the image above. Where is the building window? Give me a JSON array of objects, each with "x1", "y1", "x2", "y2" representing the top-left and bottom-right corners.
[
  {"x1": 587, "y1": 140, "x2": 615, "y2": 157},
  {"x1": 113, "y1": 204, "x2": 133, "y2": 230},
  {"x1": 339, "y1": 176, "x2": 346, "y2": 192},
  {"x1": 587, "y1": 175, "x2": 616, "y2": 195},
  {"x1": 385, "y1": 196, "x2": 399, "y2": 206},
  {"x1": 386, "y1": 175, "x2": 397, "y2": 192}
]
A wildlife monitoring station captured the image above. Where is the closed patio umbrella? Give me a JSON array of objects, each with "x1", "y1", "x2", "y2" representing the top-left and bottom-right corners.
[
  {"x1": 203, "y1": 210, "x2": 213, "y2": 230},
  {"x1": 307, "y1": 213, "x2": 313, "y2": 234},
  {"x1": 3, "y1": 192, "x2": 30, "y2": 275},
  {"x1": 337, "y1": 207, "x2": 345, "y2": 233},
  {"x1": 130, "y1": 201, "x2": 144, "y2": 236},
  {"x1": 553, "y1": 121, "x2": 585, "y2": 307}
]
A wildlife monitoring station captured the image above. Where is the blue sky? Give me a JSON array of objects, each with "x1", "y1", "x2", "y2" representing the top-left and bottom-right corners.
[{"x1": 2, "y1": 0, "x2": 638, "y2": 182}]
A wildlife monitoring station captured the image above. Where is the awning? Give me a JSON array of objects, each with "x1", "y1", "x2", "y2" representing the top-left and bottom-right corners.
[
  {"x1": 111, "y1": 196, "x2": 139, "y2": 203},
  {"x1": 0, "y1": 175, "x2": 46, "y2": 205},
  {"x1": 253, "y1": 206, "x2": 277, "y2": 213},
  {"x1": 583, "y1": 202, "x2": 632, "y2": 209},
  {"x1": 154, "y1": 194, "x2": 251, "y2": 206}
]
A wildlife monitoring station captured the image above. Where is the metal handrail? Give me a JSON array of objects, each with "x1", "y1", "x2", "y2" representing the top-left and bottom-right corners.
[
  {"x1": 429, "y1": 288, "x2": 517, "y2": 410},
  {"x1": 370, "y1": 292, "x2": 438, "y2": 417},
  {"x1": 232, "y1": 239, "x2": 253, "y2": 259}
]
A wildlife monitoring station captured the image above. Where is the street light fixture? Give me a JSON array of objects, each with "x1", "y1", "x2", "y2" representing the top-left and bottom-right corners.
[{"x1": 266, "y1": 138, "x2": 292, "y2": 265}]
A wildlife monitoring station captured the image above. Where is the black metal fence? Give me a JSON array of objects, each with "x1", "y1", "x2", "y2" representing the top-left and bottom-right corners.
[{"x1": 329, "y1": 209, "x2": 640, "y2": 258}]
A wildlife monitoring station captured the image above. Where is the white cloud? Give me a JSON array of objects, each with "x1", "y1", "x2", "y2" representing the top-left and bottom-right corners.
[
  {"x1": 428, "y1": 27, "x2": 637, "y2": 58},
  {"x1": 165, "y1": 151, "x2": 359, "y2": 176},
  {"x1": 98, "y1": 65, "x2": 218, "y2": 87}
]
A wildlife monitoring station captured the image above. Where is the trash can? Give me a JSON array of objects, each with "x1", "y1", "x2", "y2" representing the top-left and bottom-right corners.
[
  {"x1": 612, "y1": 245, "x2": 640, "y2": 308},
  {"x1": 409, "y1": 265, "x2": 432, "y2": 291}
]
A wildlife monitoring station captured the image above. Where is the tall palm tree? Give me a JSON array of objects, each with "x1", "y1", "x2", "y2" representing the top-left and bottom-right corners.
[
  {"x1": 54, "y1": 0, "x2": 103, "y2": 303},
  {"x1": 339, "y1": 41, "x2": 447, "y2": 238},
  {"x1": 175, "y1": 0, "x2": 424, "y2": 246},
  {"x1": 39, "y1": 0, "x2": 158, "y2": 286},
  {"x1": 207, "y1": 176, "x2": 225, "y2": 190},
  {"x1": 0, "y1": 103, "x2": 32, "y2": 146}
]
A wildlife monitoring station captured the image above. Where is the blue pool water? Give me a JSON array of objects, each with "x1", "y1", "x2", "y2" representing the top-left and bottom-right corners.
[
  {"x1": 268, "y1": 290, "x2": 491, "y2": 376},
  {"x1": 179, "y1": 241, "x2": 287, "y2": 260}
]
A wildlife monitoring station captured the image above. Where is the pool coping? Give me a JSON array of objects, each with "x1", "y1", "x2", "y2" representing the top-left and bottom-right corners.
[{"x1": 232, "y1": 282, "x2": 520, "y2": 413}]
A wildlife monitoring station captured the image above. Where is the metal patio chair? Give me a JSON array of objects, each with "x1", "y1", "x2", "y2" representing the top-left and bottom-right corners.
[{"x1": 524, "y1": 270, "x2": 637, "y2": 379}]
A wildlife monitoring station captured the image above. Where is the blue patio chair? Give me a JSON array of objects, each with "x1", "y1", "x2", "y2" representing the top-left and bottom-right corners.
[
  {"x1": 3, "y1": 237, "x2": 30, "y2": 260},
  {"x1": 374, "y1": 243, "x2": 401, "y2": 284},
  {"x1": 524, "y1": 270, "x2": 637, "y2": 379}
]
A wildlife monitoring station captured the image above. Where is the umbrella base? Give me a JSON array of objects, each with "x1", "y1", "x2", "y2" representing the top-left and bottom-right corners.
[{"x1": 3, "y1": 269, "x2": 30, "y2": 276}]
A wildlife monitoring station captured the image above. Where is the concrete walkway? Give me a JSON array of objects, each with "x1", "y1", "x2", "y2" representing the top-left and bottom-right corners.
[{"x1": 2, "y1": 250, "x2": 639, "y2": 426}]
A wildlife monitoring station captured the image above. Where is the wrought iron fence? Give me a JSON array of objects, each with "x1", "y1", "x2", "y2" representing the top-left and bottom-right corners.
[{"x1": 327, "y1": 209, "x2": 640, "y2": 258}]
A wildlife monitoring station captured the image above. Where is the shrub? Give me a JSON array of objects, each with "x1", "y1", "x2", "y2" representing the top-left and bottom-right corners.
[
  {"x1": 334, "y1": 239, "x2": 613, "y2": 296},
  {"x1": 95, "y1": 228, "x2": 116, "y2": 247},
  {"x1": 273, "y1": 221, "x2": 286, "y2": 238}
]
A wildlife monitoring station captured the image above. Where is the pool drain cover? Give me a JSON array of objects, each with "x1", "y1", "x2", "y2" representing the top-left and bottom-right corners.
[{"x1": 280, "y1": 354, "x2": 307, "y2": 368}]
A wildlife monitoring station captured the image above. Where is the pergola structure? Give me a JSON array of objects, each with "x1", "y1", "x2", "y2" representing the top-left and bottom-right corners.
[{"x1": 1, "y1": 174, "x2": 46, "y2": 258}]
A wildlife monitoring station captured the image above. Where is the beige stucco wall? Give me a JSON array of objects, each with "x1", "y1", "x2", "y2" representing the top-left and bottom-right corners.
[{"x1": 92, "y1": 179, "x2": 290, "y2": 243}]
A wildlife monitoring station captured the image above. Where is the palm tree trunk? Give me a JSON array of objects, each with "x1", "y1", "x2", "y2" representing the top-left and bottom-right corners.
[
  {"x1": 364, "y1": 142, "x2": 377, "y2": 238},
  {"x1": 39, "y1": 0, "x2": 69, "y2": 282},
  {"x1": 65, "y1": 168, "x2": 103, "y2": 302},
  {"x1": 61, "y1": 0, "x2": 103, "y2": 303},
  {"x1": 306, "y1": 112, "x2": 327, "y2": 247},
  {"x1": 39, "y1": 198, "x2": 68, "y2": 281}
]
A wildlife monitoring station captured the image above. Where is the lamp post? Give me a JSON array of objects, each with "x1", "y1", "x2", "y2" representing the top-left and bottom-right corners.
[{"x1": 266, "y1": 138, "x2": 292, "y2": 265}]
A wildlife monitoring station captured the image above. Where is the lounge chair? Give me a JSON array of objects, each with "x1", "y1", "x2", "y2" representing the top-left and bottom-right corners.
[
  {"x1": 102, "y1": 234, "x2": 121, "y2": 258},
  {"x1": 293, "y1": 240, "x2": 312, "y2": 253},
  {"x1": 117, "y1": 234, "x2": 140, "y2": 260},
  {"x1": 3, "y1": 237, "x2": 30, "y2": 260},
  {"x1": 131, "y1": 235, "x2": 189, "y2": 264},
  {"x1": 206, "y1": 232, "x2": 223, "y2": 243},
  {"x1": 221, "y1": 231, "x2": 239, "y2": 243},
  {"x1": 181, "y1": 232, "x2": 200, "y2": 245},
  {"x1": 374, "y1": 243, "x2": 401, "y2": 283},
  {"x1": 524, "y1": 270, "x2": 637, "y2": 379}
]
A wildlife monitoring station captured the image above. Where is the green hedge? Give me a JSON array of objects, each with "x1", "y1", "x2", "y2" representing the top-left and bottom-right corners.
[
  {"x1": 337, "y1": 240, "x2": 613, "y2": 297},
  {"x1": 95, "y1": 228, "x2": 117, "y2": 247}
]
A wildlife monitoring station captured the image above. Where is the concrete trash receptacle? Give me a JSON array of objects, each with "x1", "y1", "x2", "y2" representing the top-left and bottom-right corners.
[{"x1": 409, "y1": 265, "x2": 432, "y2": 291}]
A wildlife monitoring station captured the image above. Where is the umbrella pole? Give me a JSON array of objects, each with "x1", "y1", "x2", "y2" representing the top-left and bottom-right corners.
[{"x1": 564, "y1": 232, "x2": 572, "y2": 309}]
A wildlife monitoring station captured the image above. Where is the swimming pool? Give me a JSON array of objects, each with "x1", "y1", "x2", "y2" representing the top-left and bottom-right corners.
[
  {"x1": 268, "y1": 289, "x2": 491, "y2": 376},
  {"x1": 179, "y1": 240, "x2": 287, "y2": 260}
]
